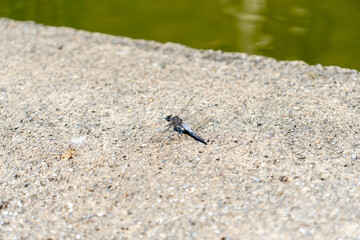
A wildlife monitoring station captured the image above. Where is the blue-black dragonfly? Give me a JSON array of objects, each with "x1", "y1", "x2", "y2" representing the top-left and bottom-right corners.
[{"x1": 165, "y1": 115, "x2": 207, "y2": 145}]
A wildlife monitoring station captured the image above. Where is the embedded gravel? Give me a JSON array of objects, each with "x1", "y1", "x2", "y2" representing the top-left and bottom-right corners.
[{"x1": 0, "y1": 18, "x2": 359, "y2": 239}]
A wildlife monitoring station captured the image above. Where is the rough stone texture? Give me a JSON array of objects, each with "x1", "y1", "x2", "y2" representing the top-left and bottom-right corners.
[{"x1": 0, "y1": 18, "x2": 359, "y2": 239}]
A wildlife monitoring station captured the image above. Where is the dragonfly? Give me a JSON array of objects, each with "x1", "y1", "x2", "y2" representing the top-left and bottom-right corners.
[
  {"x1": 146, "y1": 97, "x2": 211, "y2": 145},
  {"x1": 165, "y1": 115, "x2": 207, "y2": 145}
]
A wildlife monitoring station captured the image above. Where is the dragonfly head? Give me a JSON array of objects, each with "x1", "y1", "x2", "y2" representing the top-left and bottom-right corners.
[{"x1": 165, "y1": 115, "x2": 172, "y2": 122}]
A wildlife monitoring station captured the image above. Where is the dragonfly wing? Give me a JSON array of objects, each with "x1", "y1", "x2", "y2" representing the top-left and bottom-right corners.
[{"x1": 185, "y1": 108, "x2": 212, "y2": 132}]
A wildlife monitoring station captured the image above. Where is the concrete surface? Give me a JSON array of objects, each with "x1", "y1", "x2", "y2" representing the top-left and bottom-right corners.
[{"x1": 0, "y1": 18, "x2": 359, "y2": 239}]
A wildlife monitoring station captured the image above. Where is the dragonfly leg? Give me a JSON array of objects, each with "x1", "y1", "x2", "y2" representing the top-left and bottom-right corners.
[{"x1": 163, "y1": 124, "x2": 171, "y2": 132}]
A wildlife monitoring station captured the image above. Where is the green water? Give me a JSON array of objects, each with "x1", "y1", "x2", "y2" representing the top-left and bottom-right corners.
[{"x1": 1, "y1": 0, "x2": 359, "y2": 70}]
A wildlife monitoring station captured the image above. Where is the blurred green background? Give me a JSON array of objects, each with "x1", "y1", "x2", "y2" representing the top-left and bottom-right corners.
[{"x1": 0, "y1": 0, "x2": 359, "y2": 70}]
